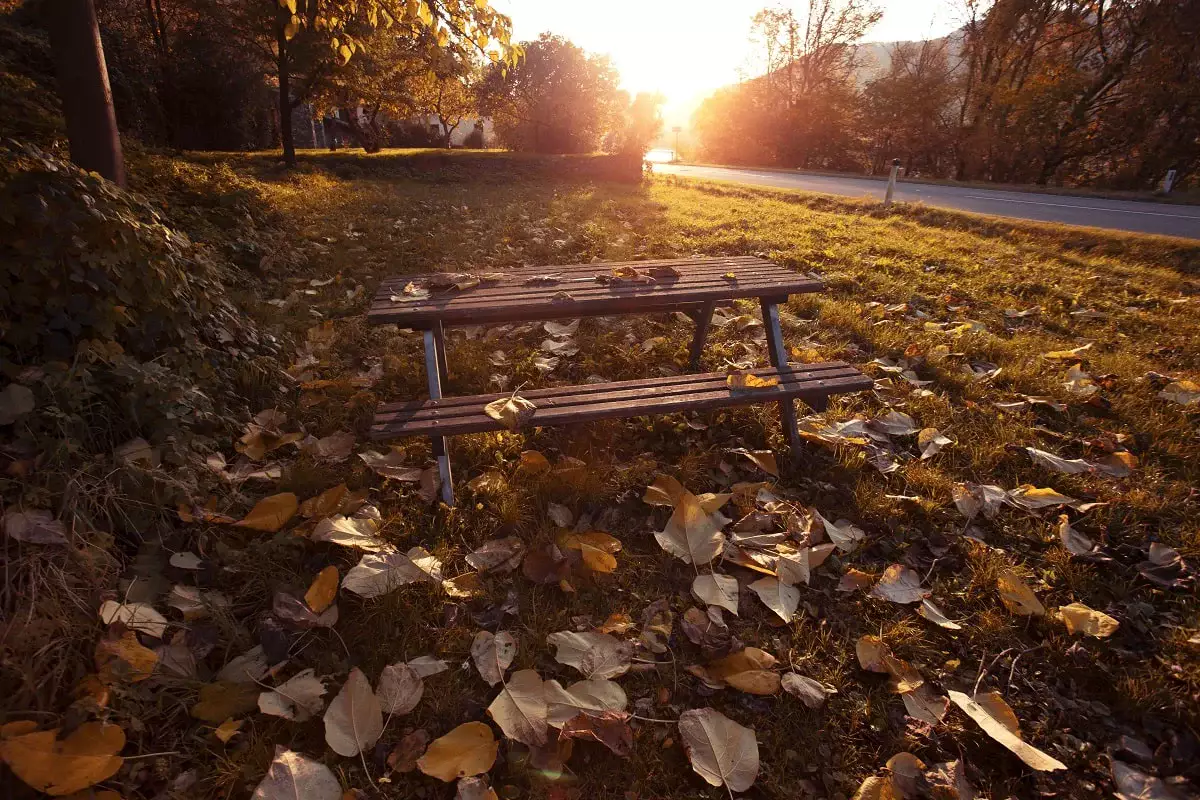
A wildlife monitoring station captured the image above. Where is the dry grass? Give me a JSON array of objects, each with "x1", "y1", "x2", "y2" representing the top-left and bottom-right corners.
[{"x1": 5, "y1": 148, "x2": 1199, "y2": 799}]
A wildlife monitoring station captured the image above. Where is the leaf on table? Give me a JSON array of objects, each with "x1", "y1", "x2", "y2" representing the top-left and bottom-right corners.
[
  {"x1": 376, "y1": 662, "x2": 424, "y2": 715},
  {"x1": 304, "y1": 566, "x2": 339, "y2": 613},
  {"x1": 559, "y1": 710, "x2": 634, "y2": 756},
  {"x1": 486, "y1": 669, "x2": 548, "y2": 747},
  {"x1": 918, "y1": 598, "x2": 963, "y2": 630},
  {"x1": 312, "y1": 506, "x2": 387, "y2": 551},
  {"x1": 997, "y1": 570, "x2": 1046, "y2": 616},
  {"x1": 918, "y1": 428, "x2": 953, "y2": 459},
  {"x1": 547, "y1": 631, "x2": 632, "y2": 679},
  {"x1": 559, "y1": 530, "x2": 622, "y2": 573},
  {"x1": 870, "y1": 565, "x2": 930, "y2": 605},
  {"x1": 257, "y1": 669, "x2": 327, "y2": 722},
  {"x1": 1057, "y1": 602, "x2": 1119, "y2": 638},
  {"x1": 2, "y1": 509, "x2": 68, "y2": 545},
  {"x1": 420, "y1": 724, "x2": 499, "y2": 786},
  {"x1": 649, "y1": 264, "x2": 682, "y2": 278},
  {"x1": 781, "y1": 673, "x2": 835, "y2": 708},
  {"x1": 471, "y1": 631, "x2": 517, "y2": 687},
  {"x1": 483, "y1": 393, "x2": 537, "y2": 430},
  {"x1": 655, "y1": 490, "x2": 728, "y2": 565},
  {"x1": 727, "y1": 370, "x2": 779, "y2": 390},
  {"x1": 0, "y1": 722, "x2": 125, "y2": 796},
  {"x1": 749, "y1": 576, "x2": 800, "y2": 623},
  {"x1": 947, "y1": 690, "x2": 1066, "y2": 771},
  {"x1": 251, "y1": 747, "x2": 341, "y2": 800},
  {"x1": 387, "y1": 729, "x2": 430, "y2": 773},
  {"x1": 341, "y1": 547, "x2": 442, "y2": 598},
  {"x1": 677, "y1": 707, "x2": 759, "y2": 792},
  {"x1": 465, "y1": 536, "x2": 525, "y2": 573},
  {"x1": 99, "y1": 601, "x2": 169, "y2": 639},
  {"x1": 95, "y1": 630, "x2": 158, "y2": 684},
  {"x1": 234, "y1": 492, "x2": 299, "y2": 532},
  {"x1": 692, "y1": 573, "x2": 739, "y2": 615},
  {"x1": 323, "y1": 667, "x2": 383, "y2": 757},
  {"x1": 545, "y1": 678, "x2": 628, "y2": 727}
]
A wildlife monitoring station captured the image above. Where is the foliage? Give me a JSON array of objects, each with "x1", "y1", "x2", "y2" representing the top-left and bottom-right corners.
[{"x1": 611, "y1": 91, "x2": 665, "y2": 157}]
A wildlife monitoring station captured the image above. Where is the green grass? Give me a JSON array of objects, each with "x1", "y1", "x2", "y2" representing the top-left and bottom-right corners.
[{"x1": 9, "y1": 148, "x2": 1200, "y2": 799}]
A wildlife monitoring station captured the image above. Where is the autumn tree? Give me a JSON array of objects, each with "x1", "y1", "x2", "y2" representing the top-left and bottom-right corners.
[{"x1": 409, "y1": 47, "x2": 481, "y2": 147}]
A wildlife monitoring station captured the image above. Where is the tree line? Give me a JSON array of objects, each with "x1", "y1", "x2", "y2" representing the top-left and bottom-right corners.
[{"x1": 693, "y1": 0, "x2": 1200, "y2": 190}]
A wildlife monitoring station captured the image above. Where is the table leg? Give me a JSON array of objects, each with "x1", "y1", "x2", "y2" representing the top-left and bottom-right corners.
[
  {"x1": 760, "y1": 298, "x2": 801, "y2": 452},
  {"x1": 423, "y1": 329, "x2": 455, "y2": 506},
  {"x1": 432, "y1": 320, "x2": 449, "y2": 384},
  {"x1": 688, "y1": 301, "x2": 716, "y2": 371}
]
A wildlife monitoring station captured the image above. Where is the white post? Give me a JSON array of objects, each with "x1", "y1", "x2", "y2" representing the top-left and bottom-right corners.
[
  {"x1": 1162, "y1": 169, "x2": 1177, "y2": 194},
  {"x1": 884, "y1": 158, "x2": 900, "y2": 207}
]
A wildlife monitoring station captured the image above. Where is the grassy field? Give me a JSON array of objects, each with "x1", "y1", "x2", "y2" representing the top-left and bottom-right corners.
[{"x1": 6, "y1": 148, "x2": 1200, "y2": 799}]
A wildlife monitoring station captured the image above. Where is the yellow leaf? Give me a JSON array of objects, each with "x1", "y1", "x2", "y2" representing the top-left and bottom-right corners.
[
  {"x1": 517, "y1": 450, "x2": 551, "y2": 474},
  {"x1": 0, "y1": 722, "x2": 124, "y2": 796},
  {"x1": 997, "y1": 570, "x2": 1046, "y2": 616},
  {"x1": 305, "y1": 566, "x2": 339, "y2": 613},
  {"x1": 278, "y1": 0, "x2": 296, "y2": 11},
  {"x1": 727, "y1": 370, "x2": 779, "y2": 390},
  {"x1": 300, "y1": 484, "x2": 349, "y2": 518},
  {"x1": 1042, "y1": 343, "x2": 1093, "y2": 361},
  {"x1": 95, "y1": 630, "x2": 157, "y2": 684},
  {"x1": 947, "y1": 691, "x2": 1066, "y2": 771},
  {"x1": 1057, "y1": 602, "x2": 1119, "y2": 638},
  {"x1": 213, "y1": 718, "x2": 242, "y2": 744},
  {"x1": 559, "y1": 531, "x2": 622, "y2": 573},
  {"x1": 234, "y1": 492, "x2": 298, "y2": 532},
  {"x1": 417, "y1": 722, "x2": 498, "y2": 782}
]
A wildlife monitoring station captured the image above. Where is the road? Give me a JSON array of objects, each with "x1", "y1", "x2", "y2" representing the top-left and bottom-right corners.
[{"x1": 653, "y1": 163, "x2": 1200, "y2": 240}]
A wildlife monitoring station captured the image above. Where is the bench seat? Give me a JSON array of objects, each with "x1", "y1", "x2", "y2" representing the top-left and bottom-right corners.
[{"x1": 371, "y1": 362, "x2": 872, "y2": 441}]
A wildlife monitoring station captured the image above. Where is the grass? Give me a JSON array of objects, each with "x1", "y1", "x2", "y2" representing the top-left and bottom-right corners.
[{"x1": 7, "y1": 148, "x2": 1200, "y2": 799}]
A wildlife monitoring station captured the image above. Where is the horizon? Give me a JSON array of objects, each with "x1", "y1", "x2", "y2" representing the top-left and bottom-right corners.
[{"x1": 494, "y1": 0, "x2": 965, "y2": 126}]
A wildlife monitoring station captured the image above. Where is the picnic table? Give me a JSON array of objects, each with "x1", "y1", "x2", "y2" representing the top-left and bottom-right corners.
[{"x1": 368, "y1": 256, "x2": 871, "y2": 504}]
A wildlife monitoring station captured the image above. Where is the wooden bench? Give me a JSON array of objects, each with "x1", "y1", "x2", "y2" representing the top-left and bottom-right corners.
[{"x1": 368, "y1": 256, "x2": 870, "y2": 504}]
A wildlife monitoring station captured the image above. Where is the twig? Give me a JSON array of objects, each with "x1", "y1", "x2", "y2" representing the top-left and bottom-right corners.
[{"x1": 630, "y1": 714, "x2": 676, "y2": 724}]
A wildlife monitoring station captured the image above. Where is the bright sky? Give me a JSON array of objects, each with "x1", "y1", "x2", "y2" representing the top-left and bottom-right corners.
[{"x1": 493, "y1": 0, "x2": 963, "y2": 124}]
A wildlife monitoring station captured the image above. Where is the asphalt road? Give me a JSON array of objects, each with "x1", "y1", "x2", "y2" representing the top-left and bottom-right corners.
[{"x1": 653, "y1": 163, "x2": 1200, "y2": 240}]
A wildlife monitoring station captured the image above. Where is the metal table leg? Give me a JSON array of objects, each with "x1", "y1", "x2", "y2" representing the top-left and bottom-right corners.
[
  {"x1": 688, "y1": 300, "x2": 716, "y2": 372},
  {"x1": 423, "y1": 329, "x2": 455, "y2": 506},
  {"x1": 760, "y1": 298, "x2": 802, "y2": 452},
  {"x1": 432, "y1": 320, "x2": 449, "y2": 383}
]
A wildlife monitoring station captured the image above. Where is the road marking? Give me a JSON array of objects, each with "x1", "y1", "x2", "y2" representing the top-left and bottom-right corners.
[{"x1": 960, "y1": 194, "x2": 1199, "y2": 220}]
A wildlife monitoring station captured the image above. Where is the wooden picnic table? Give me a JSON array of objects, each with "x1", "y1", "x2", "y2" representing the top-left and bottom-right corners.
[{"x1": 368, "y1": 256, "x2": 870, "y2": 505}]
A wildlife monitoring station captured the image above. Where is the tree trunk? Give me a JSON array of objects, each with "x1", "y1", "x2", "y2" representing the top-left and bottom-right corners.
[
  {"x1": 48, "y1": 0, "x2": 126, "y2": 186},
  {"x1": 276, "y1": 18, "x2": 296, "y2": 167}
]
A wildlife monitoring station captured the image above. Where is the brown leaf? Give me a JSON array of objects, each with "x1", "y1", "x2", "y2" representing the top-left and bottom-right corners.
[
  {"x1": 2, "y1": 509, "x2": 68, "y2": 545},
  {"x1": 487, "y1": 669, "x2": 548, "y2": 747},
  {"x1": 521, "y1": 543, "x2": 571, "y2": 584},
  {"x1": 870, "y1": 565, "x2": 929, "y2": 605},
  {"x1": 95, "y1": 629, "x2": 158, "y2": 685},
  {"x1": 387, "y1": 729, "x2": 430, "y2": 773},
  {"x1": 654, "y1": 490, "x2": 728, "y2": 565},
  {"x1": 300, "y1": 484, "x2": 350, "y2": 518},
  {"x1": 997, "y1": 570, "x2": 1046, "y2": 616},
  {"x1": 548, "y1": 631, "x2": 632, "y2": 679},
  {"x1": 323, "y1": 668, "x2": 383, "y2": 757},
  {"x1": 558, "y1": 531, "x2": 622, "y2": 573},
  {"x1": 471, "y1": 631, "x2": 517, "y2": 687},
  {"x1": 251, "y1": 747, "x2": 341, "y2": 800},
  {"x1": 559, "y1": 710, "x2": 633, "y2": 756},
  {"x1": 465, "y1": 537, "x2": 525, "y2": 574},
  {"x1": 0, "y1": 722, "x2": 125, "y2": 796},
  {"x1": 677, "y1": 708, "x2": 759, "y2": 792},
  {"x1": 273, "y1": 590, "x2": 339, "y2": 629},
  {"x1": 781, "y1": 673, "x2": 835, "y2": 708},
  {"x1": 517, "y1": 450, "x2": 551, "y2": 474},
  {"x1": 640, "y1": 598, "x2": 674, "y2": 654},
  {"x1": 376, "y1": 662, "x2": 424, "y2": 715},
  {"x1": 699, "y1": 648, "x2": 780, "y2": 695},
  {"x1": 304, "y1": 566, "x2": 339, "y2": 613},
  {"x1": 192, "y1": 681, "x2": 260, "y2": 723},
  {"x1": 234, "y1": 493, "x2": 299, "y2": 533},
  {"x1": 483, "y1": 393, "x2": 536, "y2": 430},
  {"x1": 692, "y1": 573, "x2": 739, "y2": 614},
  {"x1": 947, "y1": 690, "x2": 1066, "y2": 771}
]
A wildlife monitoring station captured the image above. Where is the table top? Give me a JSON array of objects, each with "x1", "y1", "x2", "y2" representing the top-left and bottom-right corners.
[{"x1": 368, "y1": 256, "x2": 823, "y2": 327}]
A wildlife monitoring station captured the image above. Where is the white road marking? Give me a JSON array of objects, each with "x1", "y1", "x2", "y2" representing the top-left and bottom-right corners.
[{"x1": 960, "y1": 194, "x2": 1199, "y2": 220}]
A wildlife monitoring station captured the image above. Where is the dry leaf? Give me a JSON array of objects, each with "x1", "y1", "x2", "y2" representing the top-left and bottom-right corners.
[
  {"x1": 1058, "y1": 515, "x2": 1097, "y2": 556},
  {"x1": 901, "y1": 684, "x2": 950, "y2": 725},
  {"x1": 918, "y1": 428, "x2": 952, "y2": 459},
  {"x1": 749, "y1": 576, "x2": 800, "y2": 623},
  {"x1": 467, "y1": 470, "x2": 508, "y2": 495},
  {"x1": 2, "y1": 509, "x2": 68, "y2": 545},
  {"x1": 483, "y1": 393, "x2": 536, "y2": 430},
  {"x1": 639, "y1": 598, "x2": 674, "y2": 654},
  {"x1": 1111, "y1": 759, "x2": 1189, "y2": 800},
  {"x1": 700, "y1": 648, "x2": 781, "y2": 695},
  {"x1": 545, "y1": 678, "x2": 628, "y2": 727},
  {"x1": 558, "y1": 531, "x2": 622, "y2": 573},
  {"x1": 213, "y1": 718, "x2": 243, "y2": 743},
  {"x1": 258, "y1": 669, "x2": 327, "y2": 722},
  {"x1": 559, "y1": 710, "x2": 634, "y2": 756},
  {"x1": 777, "y1": 544, "x2": 836, "y2": 587},
  {"x1": 192, "y1": 681, "x2": 260, "y2": 722},
  {"x1": 358, "y1": 448, "x2": 422, "y2": 481},
  {"x1": 323, "y1": 668, "x2": 383, "y2": 757},
  {"x1": 416, "y1": 724, "x2": 498, "y2": 783},
  {"x1": 838, "y1": 568, "x2": 874, "y2": 593},
  {"x1": 486, "y1": 669, "x2": 548, "y2": 747},
  {"x1": 217, "y1": 646, "x2": 270, "y2": 684},
  {"x1": 234, "y1": 493, "x2": 299, "y2": 532},
  {"x1": 517, "y1": 450, "x2": 551, "y2": 474},
  {"x1": 471, "y1": 631, "x2": 516, "y2": 687},
  {"x1": 456, "y1": 775, "x2": 500, "y2": 800},
  {"x1": 997, "y1": 570, "x2": 1046, "y2": 616},
  {"x1": 387, "y1": 729, "x2": 429, "y2": 773},
  {"x1": 300, "y1": 484, "x2": 350, "y2": 518},
  {"x1": 1057, "y1": 602, "x2": 1119, "y2": 638},
  {"x1": 312, "y1": 506, "x2": 386, "y2": 551},
  {"x1": 1042, "y1": 343, "x2": 1093, "y2": 360},
  {"x1": 273, "y1": 590, "x2": 339, "y2": 629},
  {"x1": 918, "y1": 599, "x2": 963, "y2": 630},
  {"x1": 408, "y1": 656, "x2": 450, "y2": 677},
  {"x1": 733, "y1": 448, "x2": 779, "y2": 476},
  {"x1": 547, "y1": 631, "x2": 632, "y2": 679},
  {"x1": 95, "y1": 630, "x2": 158, "y2": 684},
  {"x1": 856, "y1": 636, "x2": 891, "y2": 673},
  {"x1": 781, "y1": 673, "x2": 835, "y2": 708},
  {"x1": 947, "y1": 690, "x2": 1066, "y2": 771},
  {"x1": 465, "y1": 537, "x2": 525, "y2": 574},
  {"x1": 251, "y1": 747, "x2": 341, "y2": 800},
  {"x1": 677, "y1": 708, "x2": 759, "y2": 792},
  {"x1": 547, "y1": 502, "x2": 573, "y2": 527},
  {"x1": 816, "y1": 512, "x2": 865, "y2": 552},
  {"x1": 692, "y1": 573, "x2": 739, "y2": 615},
  {"x1": 871, "y1": 565, "x2": 929, "y2": 605},
  {"x1": 341, "y1": 547, "x2": 442, "y2": 598},
  {"x1": 655, "y1": 490, "x2": 728, "y2": 565},
  {"x1": 1007, "y1": 485, "x2": 1076, "y2": 510},
  {"x1": 1159, "y1": 380, "x2": 1200, "y2": 406},
  {"x1": 98, "y1": 601, "x2": 168, "y2": 639},
  {"x1": 1025, "y1": 447, "x2": 1093, "y2": 475},
  {"x1": 305, "y1": 567, "x2": 339, "y2": 613},
  {"x1": 0, "y1": 382, "x2": 34, "y2": 425},
  {"x1": 596, "y1": 612, "x2": 635, "y2": 634},
  {"x1": 0, "y1": 722, "x2": 125, "y2": 796},
  {"x1": 376, "y1": 662, "x2": 424, "y2": 715}
]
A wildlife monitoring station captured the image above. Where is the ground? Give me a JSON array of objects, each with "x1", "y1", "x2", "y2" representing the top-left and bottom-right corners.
[{"x1": 3, "y1": 148, "x2": 1199, "y2": 800}]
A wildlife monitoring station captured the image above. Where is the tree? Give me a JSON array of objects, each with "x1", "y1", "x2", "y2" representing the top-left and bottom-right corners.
[
  {"x1": 861, "y1": 39, "x2": 958, "y2": 175},
  {"x1": 614, "y1": 91, "x2": 665, "y2": 156},
  {"x1": 477, "y1": 33, "x2": 623, "y2": 154},
  {"x1": 48, "y1": 0, "x2": 126, "y2": 185},
  {"x1": 410, "y1": 47, "x2": 481, "y2": 148}
]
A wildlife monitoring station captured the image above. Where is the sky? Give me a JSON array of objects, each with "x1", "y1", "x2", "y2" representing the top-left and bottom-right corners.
[{"x1": 492, "y1": 0, "x2": 964, "y2": 125}]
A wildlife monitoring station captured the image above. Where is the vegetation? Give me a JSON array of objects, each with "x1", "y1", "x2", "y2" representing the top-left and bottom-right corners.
[{"x1": 692, "y1": 0, "x2": 1200, "y2": 189}]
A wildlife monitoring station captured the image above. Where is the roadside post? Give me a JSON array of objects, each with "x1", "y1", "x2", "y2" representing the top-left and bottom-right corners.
[
  {"x1": 672, "y1": 126, "x2": 682, "y2": 162},
  {"x1": 884, "y1": 158, "x2": 900, "y2": 207},
  {"x1": 1161, "y1": 169, "x2": 1177, "y2": 194}
]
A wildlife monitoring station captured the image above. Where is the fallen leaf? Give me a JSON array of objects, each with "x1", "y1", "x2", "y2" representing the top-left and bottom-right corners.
[
  {"x1": 781, "y1": 673, "x2": 835, "y2": 708},
  {"x1": 521, "y1": 543, "x2": 571, "y2": 584},
  {"x1": 273, "y1": 590, "x2": 339, "y2": 629},
  {"x1": 918, "y1": 428, "x2": 952, "y2": 459},
  {"x1": 1111, "y1": 759, "x2": 1190, "y2": 800},
  {"x1": 816, "y1": 512, "x2": 865, "y2": 552},
  {"x1": 2, "y1": 509, "x2": 68, "y2": 545},
  {"x1": 0, "y1": 722, "x2": 124, "y2": 796},
  {"x1": 323, "y1": 668, "x2": 384, "y2": 757},
  {"x1": 545, "y1": 678, "x2": 628, "y2": 727},
  {"x1": 0, "y1": 382, "x2": 35, "y2": 425},
  {"x1": 559, "y1": 710, "x2": 634, "y2": 756},
  {"x1": 1159, "y1": 380, "x2": 1200, "y2": 406},
  {"x1": 997, "y1": 570, "x2": 1046, "y2": 616},
  {"x1": 169, "y1": 551, "x2": 204, "y2": 570},
  {"x1": 300, "y1": 484, "x2": 350, "y2": 518},
  {"x1": 733, "y1": 448, "x2": 779, "y2": 476},
  {"x1": 471, "y1": 631, "x2": 516, "y2": 687},
  {"x1": 518, "y1": 450, "x2": 551, "y2": 474},
  {"x1": 442, "y1": 572, "x2": 485, "y2": 598},
  {"x1": 234, "y1": 493, "x2": 299, "y2": 533},
  {"x1": 639, "y1": 598, "x2": 674, "y2": 654},
  {"x1": 1025, "y1": 447, "x2": 1092, "y2": 475},
  {"x1": 387, "y1": 729, "x2": 430, "y2": 773},
  {"x1": 467, "y1": 470, "x2": 508, "y2": 495},
  {"x1": 596, "y1": 612, "x2": 635, "y2": 634},
  {"x1": 98, "y1": 601, "x2": 168, "y2": 639},
  {"x1": 677, "y1": 707, "x2": 759, "y2": 792},
  {"x1": 870, "y1": 565, "x2": 929, "y2": 605},
  {"x1": 408, "y1": 656, "x2": 450, "y2": 677},
  {"x1": 305, "y1": 567, "x2": 339, "y2": 613},
  {"x1": 358, "y1": 448, "x2": 422, "y2": 481},
  {"x1": 918, "y1": 599, "x2": 963, "y2": 630},
  {"x1": 777, "y1": 544, "x2": 837, "y2": 586},
  {"x1": 655, "y1": 490, "x2": 728, "y2": 565},
  {"x1": 547, "y1": 631, "x2": 632, "y2": 679},
  {"x1": 701, "y1": 647, "x2": 780, "y2": 695},
  {"x1": 856, "y1": 636, "x2": 891, "y2": 673},
  {"x1": 376, "y1": 662, "x2": 424, "y2": 715},
  {"x1": 312, "y1": 506, "x2": 386, "y2": 551},
  {"x1": 749, "y1": 576, "x2": 799, "y2": 623},
  {"x1": 1007, "y1": 485, "x2": 1075, "y2": 510},
  {"x1": 486, "y1": 669, "x2": 548, "y2": 747},
  {"x1": 216, "y1": 646, "x2": 270, "y2": 684},
  {"x1": 558, "y1": 531, "x2": 622, "y2": 573},
  {"x1": 310, "y1": 431, "x2": 356, "y2": 462},
  {"x1": 692, "y1": 573, "x2": 739, "y2": 615},
  {"x1": 192, "y1": 681, "x2": 260, "y2": 723},
  {"x1": 455, "y1": 775, "x2": 500, "y2": 800},
  {"x1": 484, "y1": 393, "x2": 536, "y2": 430},
  {"x1": 341, "y1": 547, "x2": 442, "y2": 598},
  {"x1": 95, "y1": 630, "x2": 158, "y2": 684},
  {"x1": 251, "y1": 747, "x2": 341, "y2": 800},
  {"x1": 465, "y1": 537, "x2": 525, "y2": 574},
  {"x1": 213, "y1": 717, "x2": 243, "y2": 743},
  {"x1": 258, "y1": 669, "x2": 327, "y2": 722},
  {"x1": 1042, "y1": 343, "x2": 1093, "y2": 361},
  {"x1": 1057, "y1": 602, "x2": 1119, "y2": 638},
  {"x1": 947, "y1": 690, "x2": 1066, "y2": 771},
  {"x1": 901, "y1": 684, "x2": 950, "y2": 725}
]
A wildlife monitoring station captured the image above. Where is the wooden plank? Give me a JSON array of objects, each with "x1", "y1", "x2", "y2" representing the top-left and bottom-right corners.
[{"x1": 371, "y1": 365, "x2": 871, "y2": 440}]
